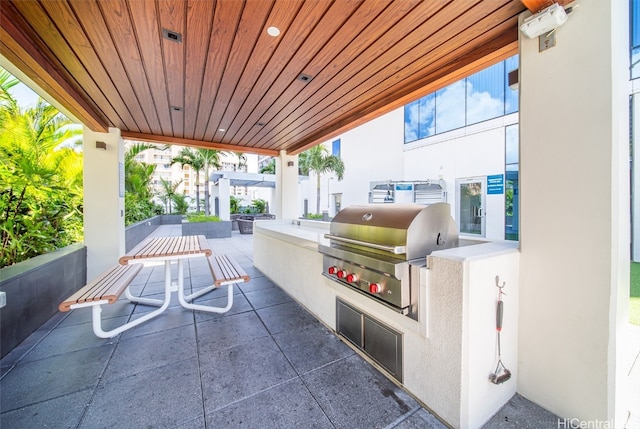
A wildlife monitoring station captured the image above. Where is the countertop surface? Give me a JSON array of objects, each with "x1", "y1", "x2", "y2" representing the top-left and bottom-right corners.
[
  {"x1": 253, "y1": 219, "x2": 330, "y2": 250},
  {"x1": 255, "y1": 219, "x2": 519, "y2": 260}
]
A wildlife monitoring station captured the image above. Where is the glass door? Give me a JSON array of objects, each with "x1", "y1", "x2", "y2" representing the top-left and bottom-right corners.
[{"x1": 457, "y1": 178, "x2": 486, "y2": 237}]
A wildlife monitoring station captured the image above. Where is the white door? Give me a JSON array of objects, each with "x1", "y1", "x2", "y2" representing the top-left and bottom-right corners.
[{"x1": 457, "y1": 178, "x2": 486, "y2": 237}]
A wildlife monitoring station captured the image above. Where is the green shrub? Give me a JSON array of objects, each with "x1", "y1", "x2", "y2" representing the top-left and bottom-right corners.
[
  {"x1": 230, "y1": 195, "x2": 240, "y2": 214},
  {"x1": 186, "y1": 214, "x2": 221, "y2": 223},
  {"x1": 251, "y1": 199, "x2": 267, "y2": 213}
]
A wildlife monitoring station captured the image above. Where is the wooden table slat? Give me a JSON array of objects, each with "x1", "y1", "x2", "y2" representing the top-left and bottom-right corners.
[{"x1": 119, "y1": 235, "x2": 212, "y2": 264}]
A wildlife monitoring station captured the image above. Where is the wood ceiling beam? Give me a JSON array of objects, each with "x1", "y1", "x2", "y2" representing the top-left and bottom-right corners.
[
  {"x1": 120, "y1": 131, "x2": 279, "y2": 157},
  {"x1": 0, "y1": 2, "x2": 109, "y2": 131},
  {"x1": 287, "y1": 38, "x2": 518, "y2": 155},
  {"x1": 520, "y1": 0, "x2": 573, "y2": 13}
]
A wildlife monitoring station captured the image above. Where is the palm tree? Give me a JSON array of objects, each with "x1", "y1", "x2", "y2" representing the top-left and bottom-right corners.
[
  {"x1": 299, "y1": 145, "x2": 345, "y2": 215},
  {"x1": 123, "y1": 143, "x2": 158, "y2": 224},
  {"x1": 259, "y1": 158, "x2": 275, "y2": 174},
  {"x1": 234, "y1": 152, "x2": 247, "y2": 172},
  {"x1": 171, "y1": 148, "x2": 205, "y2": 213},
  {"x1": 158, "y1": 177, "x2": 182, "y2": 214},
  {"x1": 197, "y1": 148, "x2": 225, "y2": 216},
  {"x1": 171, "y1": 147, "x2": 227, "y2": 215}
]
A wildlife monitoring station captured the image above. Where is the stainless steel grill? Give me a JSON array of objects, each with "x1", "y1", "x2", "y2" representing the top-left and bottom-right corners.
[{"x1": 319, "y1": 203, "x2": 458, "y2": 319}]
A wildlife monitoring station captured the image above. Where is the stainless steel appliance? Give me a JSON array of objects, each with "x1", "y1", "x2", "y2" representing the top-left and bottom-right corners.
[{"x1": 319, "y1": 202, "x2": 458, "y2": 320}]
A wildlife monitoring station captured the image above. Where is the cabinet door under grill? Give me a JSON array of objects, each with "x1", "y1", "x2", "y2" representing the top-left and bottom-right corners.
[{"x1": 336, "y1": 298, "x2": 403, "y2": 382}]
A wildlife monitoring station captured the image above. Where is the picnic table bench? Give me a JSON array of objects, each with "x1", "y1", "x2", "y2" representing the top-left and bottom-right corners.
[
  {"x1": 177, "y1": 253, "x2": 250, "y2": 313},
  {"x1": 59, "y1": 235, "x2": 250, "y2": 338}
]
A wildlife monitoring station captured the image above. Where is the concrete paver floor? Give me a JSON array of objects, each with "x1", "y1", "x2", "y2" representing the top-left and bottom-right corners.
[{"x1": 1, "y1": 226, "x2": 637, "y2": 429}]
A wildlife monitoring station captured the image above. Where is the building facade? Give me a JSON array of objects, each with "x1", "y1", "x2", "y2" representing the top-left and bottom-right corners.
[{"x1": 307, "y1": 56, "x2": 519, "y2": 243}]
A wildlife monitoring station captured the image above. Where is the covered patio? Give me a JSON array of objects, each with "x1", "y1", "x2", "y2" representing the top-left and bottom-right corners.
[
  {"x1": 0, "y1": 226, "x2": 560, "y2": 428},
  {"x1": 0, "y1": 1, "x2": 633, "y2": 428}
]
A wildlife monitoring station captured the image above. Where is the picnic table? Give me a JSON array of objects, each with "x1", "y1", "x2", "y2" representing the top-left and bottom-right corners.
[{"x1": 60, "y1": 235, "x2": 249, "y2": 338}]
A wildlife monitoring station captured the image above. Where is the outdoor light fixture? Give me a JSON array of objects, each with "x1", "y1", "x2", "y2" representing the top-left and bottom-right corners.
[
  {"x1": 95, "y1": 141, "x2": 107, "y2": 150},
  {"x1": 267, "y1": 26, "x2": 280, "y2": 37},
  {"x1": 287, "y1": 161, "x2": 294, "y2": 167},
  {"x1": 519, "y1": 3, "x2": 568, "y2": 39}
]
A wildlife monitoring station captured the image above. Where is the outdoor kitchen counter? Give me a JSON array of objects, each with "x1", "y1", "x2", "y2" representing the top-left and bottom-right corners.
[
  {"x1": 253, "y1": 219, "x2": 329, "y2": 250},
  {"x1": 254, "y1": 219, "x2": 521, "y2": 429}
]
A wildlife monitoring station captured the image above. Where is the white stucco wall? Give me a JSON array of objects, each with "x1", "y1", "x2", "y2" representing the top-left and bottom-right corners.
[
  {"x1": 313, "y1": 104, "x2": 517, "y2": 241},
  {"x1": 311, "y1": 109, "x2": 405, "y2": 214},
  {"x1": 518, "y1": 1, "x2": 629, "y2": 425},
  {"x1": 404, "y1": 115, "x2": 518, "y2": 240},
  {"x1": 83, "y1": 127, "x2": 125, "y2": 280},
  {"x1": 254, "y1": 221, "x2": 520, "y2": 429}
]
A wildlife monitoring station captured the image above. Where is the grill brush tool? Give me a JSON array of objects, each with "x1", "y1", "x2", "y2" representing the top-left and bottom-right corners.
[{"x1": 490, "y1": 276, "x2": 511, "y2": 385}]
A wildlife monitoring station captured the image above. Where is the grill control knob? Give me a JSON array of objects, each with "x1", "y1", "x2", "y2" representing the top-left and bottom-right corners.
[
  {"x1": 327, "y1": 266, "x2": 337, "y2": 275},
  {"x1": 336, "y1": 270, "x2": 347, "y2": 279},
  {"x1": 369, "y1": 283, "x2": 382, "y2": 294},
  {"x1": 346, "y1": 273, "x2": 357, "y2": 283}
]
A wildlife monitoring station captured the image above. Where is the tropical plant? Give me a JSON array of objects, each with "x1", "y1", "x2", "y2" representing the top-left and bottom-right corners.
[
  {"x1": 158, "y1": 177, "x2": 182, "y2": 214},
  {"x1": 198, "y1": 148, "x2": 226, "y2": 215},
  {"x1": 298, "y1": 145, "x2": 345, "y2": 214},
  {"x1": 259, "y1": 158, "x2": 275, "y2": 174},
  {"x1": 185, "y1": 213, "x2": 221, "y2": 223},
  {"x1": 171, "y1": 148, "x2": 204, "y2": 212},
  {"x1": 123, "y1": 143, "x2": 161, "y2": 225},
  {"x1": 171, "y1": 193, "x2": 189, "y2": 214},
  {"x1": 235, "y1": 152, "x2": 247, "y2": 172},
  {"x1": 171, "y1": 147, "x2": 227, "y2": 215},
  {"x1": 0, "y1": 70, "x2": 83, "y2": 267},
  {"x1": 251, "y1": 198, "x2": 267, "y2": 214},
  {"x1": 230, "y1": 195, "x2": 240, "y2": 214}
]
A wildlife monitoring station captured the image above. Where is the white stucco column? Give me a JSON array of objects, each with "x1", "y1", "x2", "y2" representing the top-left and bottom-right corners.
[
  {"x1": 518, "y1": 1, "x2": 628, "y2": 425},
  {"x1": 217, "y1": 177, "x2": 231, "y2": 220},
  {"x1": 633, "y1": 95, "x2": 640, "y2": 261},
  {"x1": 83, "y1": 127, "x2": 125, "y2": 280},
  {"x1": 275, "y1": 151, "x2": 299, "y2": 220}
]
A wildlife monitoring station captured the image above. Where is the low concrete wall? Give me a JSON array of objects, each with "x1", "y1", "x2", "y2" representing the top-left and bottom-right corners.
[
  {"x1": 160, "y1": 214, "x2": 183, "y2": 224},
  {"x1": 0, "y1": 244, "x2": 86, "y2": 359},
  {"x1": 125, "y1": 216, "x2": 161, "y2": 252},
  {"x1": 182, "y1": 221, "x2": 232, "y2": 238},
  {"x1": 1, "y1": 215, "x2": 185, "y2": 358}
]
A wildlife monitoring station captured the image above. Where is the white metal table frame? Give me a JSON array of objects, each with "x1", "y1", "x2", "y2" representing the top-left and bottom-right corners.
[{"x1": 86, "y1": 237, "x2": 236, "y2": 338}]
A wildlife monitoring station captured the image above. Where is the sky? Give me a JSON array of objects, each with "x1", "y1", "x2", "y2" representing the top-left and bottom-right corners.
[{"x1": 8, "y1": 80, "x2": 41, "y2": 109}]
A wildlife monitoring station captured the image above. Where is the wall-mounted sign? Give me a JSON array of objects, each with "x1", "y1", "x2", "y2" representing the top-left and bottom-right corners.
[
  {"x1": 395, "y1": 183, "x2": 414, "y2": 191},
  {"x1": 487, "y1": 174, "x2": 504, "y2": 195},
  {"x1": 119, "y1": 162, "x2": 125, "y2": 197}
]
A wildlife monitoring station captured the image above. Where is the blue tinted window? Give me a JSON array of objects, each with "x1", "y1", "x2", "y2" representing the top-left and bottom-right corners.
[
  {"x1": 332, "y1": 139, "x2": 341, "y2": 157},
  {"x1": 404, "y1": 100, "x2": 420, "y2": 143},
  {"x1": 505, "y1": 55, "x2": 519, "y2": 114},
  {"x1": 404, "y1": 55, "x2": 518, "y2": 144},
  {"x1": 505, "y1": 124, "x2": 519, "y2": 164},
  {"x1": 419, "y1": 93, "x2": 436, "y2": 138},
  {"x1": 466, "y1": 61, "x2": 505, "y2": 125},
  {"x1": 633, "y1": 0, "x2": 640, "y2": 48},
  {"x1": 633, "y1": 1, "x2": 640, "y2": 78},
  {"x1": 505, "y1": 124, "x2": 519, "y2": 241},
  {"x1": 435, "y1": 81, "x2": 466, "y2": 133}
]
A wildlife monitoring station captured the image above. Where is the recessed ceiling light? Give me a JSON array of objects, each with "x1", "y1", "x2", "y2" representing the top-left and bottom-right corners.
[
  {"x1": 297, "y1": 73, "x2": 313, "y2": 83},
  {"x1": 256, "y1": 122, "x2": 265, "y2": 127},
  {"x1": 162, "y1": 29, "x2": 182, "y2": 43},
  {"x1": 171, "y1": 106, "x2": 182, "y2": 111},
  {"x1": 219, "y1": 128, "x2": 226, "y2": 132},
  {"x1": 267, "y1": 26, "x2": 280, "y2": 37}
]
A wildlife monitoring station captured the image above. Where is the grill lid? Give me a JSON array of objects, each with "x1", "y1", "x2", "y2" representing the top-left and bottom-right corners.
[{"x1": 326, "y1": 202, "x2": 458, "y2": 260}]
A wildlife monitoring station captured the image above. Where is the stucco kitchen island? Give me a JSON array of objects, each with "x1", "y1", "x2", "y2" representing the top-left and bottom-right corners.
[{"x1": 254, "y1": 219, "x2": 520, "y2": 429}]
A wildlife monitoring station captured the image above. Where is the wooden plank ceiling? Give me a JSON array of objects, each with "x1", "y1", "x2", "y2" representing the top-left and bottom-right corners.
[{"x1": 0, "y1": 0, "x2": 529, "y2": 156}]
